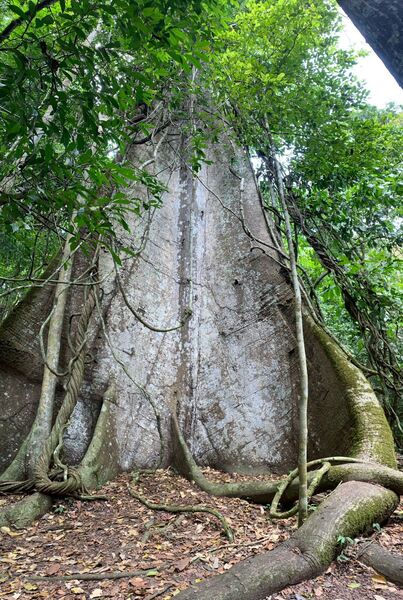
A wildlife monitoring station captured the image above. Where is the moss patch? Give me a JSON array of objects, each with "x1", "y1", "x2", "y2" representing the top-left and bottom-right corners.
[{"x1": 305, "y1": 315, "x2": 396, "y2": 469}]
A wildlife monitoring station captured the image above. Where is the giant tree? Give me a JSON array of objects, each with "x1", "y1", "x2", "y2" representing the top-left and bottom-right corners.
[{"x1": 0, "y1": 0, "x2": 402, "y2": 597}]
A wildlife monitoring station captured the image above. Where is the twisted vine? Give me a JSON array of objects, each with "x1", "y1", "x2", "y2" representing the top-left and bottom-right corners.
[
  {"x1": 33, "y1": 284, "x2": 96, "y2": 495},
  {"x1": 0, "y1": 282, "x2": 96, "y2": 496}
]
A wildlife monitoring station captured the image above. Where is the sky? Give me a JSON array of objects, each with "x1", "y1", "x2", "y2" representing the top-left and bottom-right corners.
[{"x1": 338, "y1": 9, "x2": 403, "y2": 108}]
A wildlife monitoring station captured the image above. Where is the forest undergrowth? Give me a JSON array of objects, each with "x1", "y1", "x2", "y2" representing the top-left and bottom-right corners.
[{"x1": 0, "y1": 469, "x2": 402, "y2": 600}]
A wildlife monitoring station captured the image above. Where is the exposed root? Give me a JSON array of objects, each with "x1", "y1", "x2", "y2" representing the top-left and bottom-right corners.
[
  {"x1": 172, "y1": 410, "x2": 403, "y2": 502},
  {"x1": 142, "y1": 513, "x2": 185, "y2": 543},
  {"x1": 129, "y1": 472, "x2": 234, "y2": 542},
  {"x1": 0, "y1": 493, "x2": 52, "y2": 529},
  {"x1": 171, "y1": 410, "x2": 279, "y2": 501},
  {"x1": 28, "y1": 568, "x2": 159, "y2": 582},
  {"x1": 0, "y1": 381, "x2": 117, "y2": 528},
  {"x1": 170, "y1": 404, "x2": 403, "y2": 599},
  {"x1": 0, "y1": 285, "x2": 96, "y2": 498},
  {"x1": 358, "y1": 541, "x2": 403, "y2": 586},
  {"x1": 175, "y1": 481, "x2": 398, "y2": 600},
  {"x1": 270, "y1": 459, "x2": 328, "y2": 519},
  {"x1": 73, "y1": 493, "x2": 109, "y2": 501}
]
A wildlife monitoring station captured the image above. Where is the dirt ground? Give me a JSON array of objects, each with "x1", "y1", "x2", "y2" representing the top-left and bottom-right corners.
[{"x1": 0, "y1": 469, "x2": 402, "y2": 600}]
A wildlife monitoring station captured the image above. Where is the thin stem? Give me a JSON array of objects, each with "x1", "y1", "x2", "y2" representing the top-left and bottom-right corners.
[{"x1": 267, "y1": 123, "x2": 309, "y2": 527}]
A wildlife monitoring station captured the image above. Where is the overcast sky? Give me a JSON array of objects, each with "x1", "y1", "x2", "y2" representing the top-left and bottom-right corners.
[{"x1": 338, "y1": 10, "x2": 403, "y2": 108}]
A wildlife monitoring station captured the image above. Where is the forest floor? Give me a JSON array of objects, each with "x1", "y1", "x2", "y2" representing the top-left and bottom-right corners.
[{"x1": 0, "y1": 469, "x2": 402, "y2": 600}]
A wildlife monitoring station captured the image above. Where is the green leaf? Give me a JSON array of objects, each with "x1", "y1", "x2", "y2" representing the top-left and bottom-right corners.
[
  {"x1": 40, "y1": 14, "x2": 54, "y2": 25},
  {"x1": 11, "y1": 49, "x2": 26, "y2": 69},
  {"x1": 109, "y1": 248, "x2": 122, "y2": 266},
  {"x1": 142, "y1": 7, "x2": 164, "y2": 22},
  {"x1": 77, "y1": 149, "x2": 93, "y2": 164},
  {"x1": 8, "y1": 4, "x2": 25, "y2": 17}
]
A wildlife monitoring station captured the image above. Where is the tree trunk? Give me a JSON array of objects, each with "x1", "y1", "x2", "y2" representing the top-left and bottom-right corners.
[
  {"x1": 337, "y1": 0, "x2": 403, "y2": 87},
  {"x1": 0, "y1": 134, "x2": 397, "y2": 476},
  {"x1": 0, "y1": 135, "x2": 367, "y2": 475},
  {"x1": 0, "y1": 135, "x2": 400, "y2": 598}
]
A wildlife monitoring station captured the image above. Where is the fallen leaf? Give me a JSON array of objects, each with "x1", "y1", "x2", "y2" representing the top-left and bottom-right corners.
[
  {"x1": 129, "y1": 577, "x2": 148, "y2": 588},
  {"x1": 46, "y1": 564, "x2": 61, "y2": 576},
  {"x1": 175, "y1": 558, "x2": 191, "y2": 572},
  {"x1": 23, "y1": 583, "x2": 38, "y2": 591},
  {"x1": 347, "y1": 582, "x2": 361, "y2": 589},
  {"x1": 90, "y1": 589, "x2": 103, "y2": 598},
  {"x1": 71, "y1": 587, "x2": 85, "y2": 594},
  {"x1": 0, "y1": 558, "x2": 15, "y2": 564},
  {"x1": 372, "y1": 574, "x2": 388, "y2": 586},
  {"x1": 0, "y1": 526, "x2": 22, "y2": 538}
]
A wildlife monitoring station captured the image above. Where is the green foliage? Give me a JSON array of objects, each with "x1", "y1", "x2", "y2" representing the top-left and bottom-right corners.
[
  {"x1": 207, "y1": 0, "x2": 366, "y2": 150},
  {"x1": 337, "y1": 535, "x2": 358, "y2": 562},
  {"x1": 290, "y1": 105, "x2": 403, "y2": 436},
  {"x1": 296, "y1": 238, "x2": 364, "y2": 356},
  {"x1": 206, "y1": 0, "x2": 402, "y2": 439},
  {"x1": 0, "y1": 216, "x2": 60, "y2": 321},
  {"x1": 0, "y1": 0, "x2": 233, "y2": 317},
  {"x1": 53, "y1": 503, "x2": 67, "y2": 514},
  {"x1": 0, "y1": 0, "x2": 230, "y2": 255}
]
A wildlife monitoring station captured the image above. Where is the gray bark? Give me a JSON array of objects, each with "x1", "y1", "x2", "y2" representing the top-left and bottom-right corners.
[
  {"x1": 338, "y1": 0, "x2": 403, "y2": 87},
  {"x1": 0, "y1": 136, "x2": 394, "y2": 477}
]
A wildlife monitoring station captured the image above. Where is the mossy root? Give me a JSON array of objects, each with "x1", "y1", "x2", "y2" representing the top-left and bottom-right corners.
[
  {"x1": 0, "y1": 493, "x2": 52, "y2": 529},
  {"x1": 175, "y1": 481, "x2": 398, "y2": 600}
]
